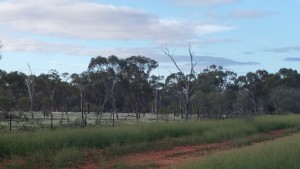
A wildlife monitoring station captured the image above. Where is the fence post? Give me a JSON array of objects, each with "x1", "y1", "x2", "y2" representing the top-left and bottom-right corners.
[
  {"x1": 174, "y1": 111, "x2": 176, "y2": 121},
  {"x1": 51, "y1": 113, "x2": 53, "y2": 129},
  {"x1": 9, "y1": 113, "x2": 12, "y2": 132},
  {"x1": 85, "y1": 113, "x2": 87, "y2": 127}
]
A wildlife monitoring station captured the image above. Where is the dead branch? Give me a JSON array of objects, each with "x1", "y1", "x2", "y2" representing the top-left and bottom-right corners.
[{"x1": 162, "y1": 45, "x2": 185, "y2": 76}]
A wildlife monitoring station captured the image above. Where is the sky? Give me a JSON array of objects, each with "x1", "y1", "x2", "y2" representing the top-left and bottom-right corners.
[{"x1": 0, "y1": 0, "x2": 300, "y2": 76}]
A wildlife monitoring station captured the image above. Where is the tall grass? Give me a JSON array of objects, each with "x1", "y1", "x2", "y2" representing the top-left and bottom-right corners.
[
  {"x1": 0, "y1": 115, "x2": 300, "y2": 157},
  {"x1": 179, "y1": 133, "x2": 300, "y2": 169},
  {"x1": 53, "y1": 148, "x2": 82, "y2": 168}
]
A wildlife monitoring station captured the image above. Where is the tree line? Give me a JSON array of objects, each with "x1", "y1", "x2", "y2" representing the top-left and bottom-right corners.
[{"x1": 1, "y1": 54, "x2": 300, "y2": 121}]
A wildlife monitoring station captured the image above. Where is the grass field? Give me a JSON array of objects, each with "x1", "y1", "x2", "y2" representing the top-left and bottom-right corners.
[
  {"x1": 178, "y1": 132, "x2": 300, "y2": 169},
  {"x1": 1, "y1": 115, "x2": 300, "y2": 168}
]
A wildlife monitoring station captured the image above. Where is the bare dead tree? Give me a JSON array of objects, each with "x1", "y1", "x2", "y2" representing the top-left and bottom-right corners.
[
  {"x1": 25, "y1": 64, "x2": 35, "y2": 119},
  {"x1": 162, "y1": 44, "x2": 197, "y2": 120}
]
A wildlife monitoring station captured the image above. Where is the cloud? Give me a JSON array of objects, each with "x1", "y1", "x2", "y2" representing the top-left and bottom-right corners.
[
  {"x1": 230, "y1": 10, "x2": 271, "y2": 19},
  {"x1": 156, "y1": 38, "x2": 239, "y2": 47},
  {"x1": 94, "y1": 47, "x2": 158, "y2": 59},
  {"x1": 284, "y1": 57, "x2": 300, "y2": 61},
  {"x1": 1, "y1": 34, "x2": 240, "y2": 61},
  {"x1": 197, "y1": 38, "x2": 240, "y2": 46},
  {"x1": 243, "y1": 51, "x2": 255, "y2": 55},
  {"x1": 263, "y1": 46, "x2": 300, "y2": 53},
  {"x1": 0, "y1": 0, "x2": 233, "y2": 42},
  {"x1": 1, "y1": 34, "x2": 99, "y2": 55},
  {"x1": 205, "y1": 10, "x2": 271, "y2": 21},
  {"x1": 74, "y1": 47, "x2": 259, "y2": 67},
  {"x1": 49, "y1": 61, "x2": 64, "y2": 67},
  {"x1": 152, "y1": 55, "x2": 260, "y2": 75},
  {"x1": 195, "y1": 24, "x2": 235, "y2": 35},
  {"x1": 181, "y1": 55, "x2": 259, "y2": 66},
  {"x1": 169, "y1": 0, "x2": 239, "y2": 6}
]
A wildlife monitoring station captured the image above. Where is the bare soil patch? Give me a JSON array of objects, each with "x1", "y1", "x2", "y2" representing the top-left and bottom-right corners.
[
  {"x1": 269, "y1": 129, "x2": 286, "y2": 137},
  {"x1": 116, "y1": 141, "x2": 231, "y2": 169}
]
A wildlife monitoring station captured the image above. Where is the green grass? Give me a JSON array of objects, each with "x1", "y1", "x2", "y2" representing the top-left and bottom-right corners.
[
  {"x1": 1, "y1": 115, "x2": 300, "y2": 168},
  {"x1": 0, "y1": 115, "x2": 300, "y2": 158},
  {"x1": 1, "y1": 148, "x2": 83, "y2": 169},
  {"x1": 178, "y1": 133, "x2": 300, "y2": 169},
  {"x1": 53, "y1": 148, "x2": 83, "y2": 168}
]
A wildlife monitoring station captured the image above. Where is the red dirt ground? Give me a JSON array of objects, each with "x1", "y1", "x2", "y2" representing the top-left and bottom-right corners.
[
  {"x1": 0, "y1": 160, "x2": 10, "y2": 169},
  {"x1": 269, "y1": 129, "x2": 286, "y2": 137},
  {"x1": 116, "y1": 141, "x2": 231, "y2": 169},
  {"x1": 0, "y1": 159, "x2": 25, "y2": 169}
]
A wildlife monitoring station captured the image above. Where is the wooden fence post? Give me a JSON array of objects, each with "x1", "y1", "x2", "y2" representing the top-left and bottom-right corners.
[
  {"x1": 85, "y1": 113, "x2": 87, "y2": 127},
  {"x1": 9, "y1": 113, "x2": 12, "y2": 132},
  {"x1": 50, "y1": 113, "x2": 53, "y2": 129}
]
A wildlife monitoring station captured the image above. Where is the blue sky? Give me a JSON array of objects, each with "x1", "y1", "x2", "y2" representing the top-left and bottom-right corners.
[{"x1": 0, "y1": 0, "x2": 300, "y2": 76}]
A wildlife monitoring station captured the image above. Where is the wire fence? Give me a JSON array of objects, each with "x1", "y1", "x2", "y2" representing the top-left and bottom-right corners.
[{"x1": 0, "y1": 111, "x2": 185, "y2": 132}]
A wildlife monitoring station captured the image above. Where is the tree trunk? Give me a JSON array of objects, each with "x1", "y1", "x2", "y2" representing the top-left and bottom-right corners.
[
  {"x1": 50, "y1": 113, "x2": 53, "y2": 129},
  {"x1": 112, "y1": 111, "x2": 115, "y2": 126},
  {"x1": 81, "y1": 99, "x2": 84, "y2": 120},
  {"x1": 185, "y1": 84, "x2": 191, "y2": 121},
  {"x1": 174, "y1": 111, "x2": 176, "y2": 121},
  {"x1": 85, "y1": 113, "x2": 87, "y2": 127},
  {"x1": 154, "y1": 89, "x2": 158, "y2": 114},
  {"x1": 163, "y1": 45, "x2": 195, "y2": 121},
  {"x1": 136, "y1": 110, "x2": 139, "y2": 123},
  {"x1": 98, "y1": 96, "x2": 109, "y2": 125}
]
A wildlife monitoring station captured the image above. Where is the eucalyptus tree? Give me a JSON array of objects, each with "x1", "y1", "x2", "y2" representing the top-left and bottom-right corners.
[
  {"x1": 149, "y1": 75, "x2": 164, "y2": 120},
  {"x1": 122, "y1": 56, "x2": 158, "y2": 121},
  {"x1": 60, "y1": 72, "x2": 71, "y2": 114},
  {"x1": 87, "y1": 71, "x2": 106, "y2": 118},
  {"x1": 163, "y1": 45, "x2": 196, "y2": 120},
  {"x1": 88, "y1": 55, "x2": 122, "y2": 125},
  {"x1": 88, "y1": 56, "x2": 109, "y2": 118},
  {"x1": 0, "y1": 95, "x2": 15, "y2": 117},
  {"x1": 4, "y1": 71, "x2": 27, "y2": 111},
  {"x1": 0, "y1": 70, "x2": 15, "y2": 117},
  {"x1": 106, "y1": 55, "x2": 123, "y2": 122},
  {"x1": 38, "y1": 70, "x2": 61, "y2": 112},
  {"x1": 0, "y1": 70, "x2": 30, "y2": 113},
  {"x1": 234, "y1": 72, "x2": 257, "y2": 115},
  {"x1": 270, "y1": 86, "x2": 300, "y2": 114},
  {"x1": 165, "y1": 72, "x2": 186, "y2": 118},
  {"x1": 276, "y1": 68, "x2": 298, "y2": 87},
  {"x1": 0, "y1": 70, "x2": 7, "y2": 87},
  {"x1": 70, "y1": 72, "x2": 90, "y2": 120},
  {"x1": 194, "y1": 65, "x2": 237, "y2": 118},
  {"x1": 237, "y1": 70, "x2": 273, "y2": 116}
]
